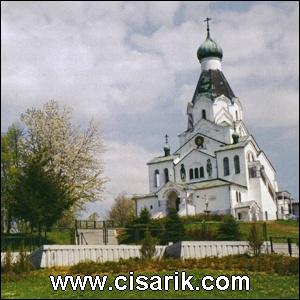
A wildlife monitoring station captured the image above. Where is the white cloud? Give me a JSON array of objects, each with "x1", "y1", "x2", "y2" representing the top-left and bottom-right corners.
[
  {"x1": 1, "y1": 1, "x2": 299, "y2": 203},
  {"x1": 85, "y1": 139, "x2": 156, "y2": 217}
]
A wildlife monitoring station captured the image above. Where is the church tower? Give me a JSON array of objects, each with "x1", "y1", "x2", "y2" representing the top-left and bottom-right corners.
[{"x1": 180, "y1": 18, "x2": 247, "y2": 146}]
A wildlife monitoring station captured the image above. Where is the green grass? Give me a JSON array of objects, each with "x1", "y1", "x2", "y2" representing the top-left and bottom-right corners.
[
  {"x1": 1, "y1": 269, "x2": 298, "y2": 299},
  {"x1": 185, "y1": 220, "x2": 299, "y2": 242}
]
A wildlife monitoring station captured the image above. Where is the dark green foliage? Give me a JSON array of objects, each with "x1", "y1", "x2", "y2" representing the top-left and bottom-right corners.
[
  {"x1": 186, "y1": 221, "x2": 217, "y2": 241},
  {"x1": 248, "y1": 222, "x2": 264, "y2": 256},
  {"x1": 11, "y1": 153, "x2": 75, "y2": 236},
  {"x1": 163, "y1": 209, "x2": 185, "y2": 244},
  {"x1": 137, "y1": 208, "x2": 151, "y2": 225},
  {"x1": 140, "y1": 230, "x2": 157, "y2": 260},
  {"x1": 217, "y1": 215, "x2": 240, "y2": 240}
]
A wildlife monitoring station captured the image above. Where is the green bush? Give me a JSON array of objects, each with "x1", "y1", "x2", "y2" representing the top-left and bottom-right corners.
[
  {"x1": 248, "y1": 222, "x2": 264, "y2": 256},
  {"x1": 185, "y1": 222, "x2": 217, "y2": 241},
  {"x1": 140, "y1": 230, "x2": 157, "y2": 260},
  {"x1": 217, "y1": 215, "x2": 240, "y2": 240},
  {"x1": 1, "y1": 247, "x2": 13, "y2": 273},
  {"x1": 163, "y1": 209, "x2": 185, "y2": 244}
]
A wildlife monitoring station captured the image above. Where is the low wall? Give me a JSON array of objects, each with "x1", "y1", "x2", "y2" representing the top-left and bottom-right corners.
[
  {"x1": 29, "y1": 245, "x2": 167, "y2": 268},
  {"x1": 165, "y1": 241, "x2": 268, "y2": 259}
]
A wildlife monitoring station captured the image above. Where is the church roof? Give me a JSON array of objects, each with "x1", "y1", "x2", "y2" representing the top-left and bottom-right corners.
[
  {"x1": 192, "y1": 69, "x2": 236, "y2": 104},
  {"x1": 147, "y1": 154, "x2": 179, "y2": 165},
  {"x1": 187, "y1": 179, "x2": 247, "y2": 190},
  {"x1": 215, "y1": 136, "x2": 249, "y2": 152}
]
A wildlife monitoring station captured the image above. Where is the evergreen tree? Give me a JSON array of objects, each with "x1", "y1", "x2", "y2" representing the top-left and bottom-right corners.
[
  {"x1": 217, "y1": 215, "x2": 240, "y2": 240},
  {"x1": 163, "y1": 209, "x2": 185, "y2": 244}
]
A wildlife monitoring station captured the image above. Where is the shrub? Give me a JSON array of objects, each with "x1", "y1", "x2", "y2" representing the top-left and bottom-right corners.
[
  {"x1": 217, "y1": 215, "x2": 240, "y2": 240},
  {"x1": 163, "y1": 209, "x2": 185, "y2": 244},
  {"x1": 1, "y1": 248, "x2": 13, "y2": 273},
  {"x1": 140, "y1": 230, "x2": 157, "y2": 260},
  {"x1": 248, "y1": 222, "x2": 264, "y2": 256},
  {"x1": 185, "y1": 222, "x2": 217, "y2": 241},
  {"x1": 13, "y1": 244, "x2": 33, "y2": 273}
]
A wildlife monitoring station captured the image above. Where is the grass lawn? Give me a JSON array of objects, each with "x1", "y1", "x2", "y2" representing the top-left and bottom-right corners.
[
  {"x1": 1, "y1": 268, "x2": 299, "y2": 299},
  {"x1": 184, "y1": 220, "x2": 299, "y2": 241}
]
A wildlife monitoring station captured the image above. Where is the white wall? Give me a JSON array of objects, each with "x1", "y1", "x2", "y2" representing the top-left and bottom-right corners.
[
  {"x1": 216, "y1": 147, "x2": 247, "y2": 187},
  {"x1": 192, "y1": 185, "x2": 231, "y2": 214},
  {"x1": 174, "y1": 150, "x2": 217, "y2": 184},
  {"x1": 148, "y1": 160, "x2": 174, "y2": 193}
]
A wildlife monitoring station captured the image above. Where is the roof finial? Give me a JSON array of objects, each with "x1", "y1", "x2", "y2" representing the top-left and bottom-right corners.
[
  {"x1": 204, "y1": 17, "x2": 211, "y2": 38},
  {"x1": 164, "y1": 134, "x2": 170, "y2": 156},
  {"x1": 165, "y1": 134, "x2": 169, "y2": 144}
]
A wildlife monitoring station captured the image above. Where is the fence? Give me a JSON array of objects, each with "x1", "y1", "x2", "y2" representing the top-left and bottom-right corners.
[
  {"x1": 269, "y1": 236, "x2": 299, "y2": 257},
  {"x1": 1, "y1": 228, "x2": 75, "y2": 252}
]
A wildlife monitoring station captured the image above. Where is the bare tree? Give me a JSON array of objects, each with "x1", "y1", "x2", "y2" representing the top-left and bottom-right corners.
[{"x1": 109, "y1": 194, "x2": 135, "y2": 226}]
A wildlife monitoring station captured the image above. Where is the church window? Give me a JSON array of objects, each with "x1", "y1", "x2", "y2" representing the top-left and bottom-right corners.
[
  {"x1": 236, "y1": 191, "x2": 239, "y2": 202},
  {"x1": 200, "y1": 166, "x2": 205, "y2": 178},
  {"x1": 235, "y1": 110, "x2": 238, "y2": 121},
  {"x1": 150, "y1": 205, "x2": 153, "y2": 210},
  {"x1": 265, "y1": 211, "x2": 268, "y2": 221},
  {"x1": 223, "y1": 157, "x2": 230, "y2": 176},
  {"x1": 154, "y1": 170, "x2": 160, "y2": 187},
  {"x1": 234, "y1": 155, "x2": 240, "y2": 174},
  {"x1": 202, "y1": 109, "x2": 206, "y2": 119},
  {"x1": 281, "y1": 206, "x2": 284, "y2": 215},
  {"x1": 189, "y1": 168, "x2": 194, "y2": 180},
  {"x1": 164, "y1": 168, "x2": 169, "y2": 183},
  {"x1": 194, "y1": 168, "x2": 199, "y2": 179},
  {"x1": 239, "y1": 192, "x2": 242, "y2": 202}
]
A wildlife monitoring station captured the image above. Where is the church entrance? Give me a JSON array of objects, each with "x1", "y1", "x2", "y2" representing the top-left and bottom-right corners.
[{"x1": 166, "y1": 191, "x2": 180, "y2": 213}]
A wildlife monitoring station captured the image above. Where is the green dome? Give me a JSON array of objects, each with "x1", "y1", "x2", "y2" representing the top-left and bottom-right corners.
[{"x1": 197, "y1": 36, "x2": 223, "y2": 62}]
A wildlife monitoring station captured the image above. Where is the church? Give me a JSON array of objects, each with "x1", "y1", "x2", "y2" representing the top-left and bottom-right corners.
[{"x1": 135, "y1": 20, "x2": 292, "y2": 222}]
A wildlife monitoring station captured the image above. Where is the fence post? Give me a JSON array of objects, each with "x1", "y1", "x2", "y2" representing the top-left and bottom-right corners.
[
  {"x1": 287, "y1": 238, "x2": 292, "y2": 256},
  {"x1": 270, "y1": 237, "x2": 274, "y2": 253},
  {"x1": 263, "y1": 222, "x2": 269, "y2": 254}
]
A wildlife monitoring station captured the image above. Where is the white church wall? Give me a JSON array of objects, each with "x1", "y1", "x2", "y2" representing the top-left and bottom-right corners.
[
  {"x1": 192, "y1": 186, "x2": 231, "y2": 214},
  {"x1": 258, "y1": 179, "x2": 277, "y2": 220},
  {"x1": 216, "y1": 147, "x2": 247, "y2": 187},
  {"x1": 257, "y1": 151, "x2": 277, "y2": 189},
  {"x1": 148, "y1": 161, "x2": 174, "y2": 193},
  {"x1": 136, "y1": 196, "x2": 159, "y2": 217},
  {"x1": 175, "y1": 133, "x2": 223, "y2": 158},
  {"x1": 193, "y1": 97, "x2": 213, "y2": 124},
  {"x1": 175, "y1": 150, "x2": 217, "y2": 183}
]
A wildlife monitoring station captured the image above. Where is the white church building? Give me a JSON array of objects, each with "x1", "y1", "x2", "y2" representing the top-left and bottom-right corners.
[{"x1": 135, "y1": 20, "x2": 292, "y2": 222}]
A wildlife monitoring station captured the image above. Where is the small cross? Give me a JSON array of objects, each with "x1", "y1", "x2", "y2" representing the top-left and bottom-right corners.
[
  {"x1": 165, "y1": 134, "x2": 169, "y2": 144},
  {"x1": 204, "y1": 17, "x2": 211, "y2": 36}
]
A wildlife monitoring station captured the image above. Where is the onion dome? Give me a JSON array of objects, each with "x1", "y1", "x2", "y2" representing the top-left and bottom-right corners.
[{"x1": 197, "y1": 18, "x2": 223, "y2": 62}]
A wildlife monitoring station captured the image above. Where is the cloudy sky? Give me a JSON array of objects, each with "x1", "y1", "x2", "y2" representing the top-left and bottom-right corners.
[{"x1": 2, "y1": 1, "x2": 299, "y2": 218}]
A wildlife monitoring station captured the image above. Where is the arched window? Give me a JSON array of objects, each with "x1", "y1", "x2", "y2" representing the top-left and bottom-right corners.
[
  {"x1": 189, "y1": 168, "x2": 194, "y2": 180},
  {"x1": 235, "y1": 110, "x2": 238, "y2": 121},
  {"x1": 164, "y1": 168, "x2": 169, "y2": 183},
  {"x1": 223, "y1": 157, "x2": 230, "y2": 176},
  {"x1": 194, "y1": 168, "x2": 199, "y2": 179},
  {"x1": 236, "y1": 191, "x2": 239, "y2": 202},
  {"x1": 154, "y1": 170, "x2": 160, "y2": 187},
  {"x1": 234, "y1": 155, "x2": 240, "y2": 174},
  {"x1": 202, "y1": 109, "x2": 206, "y2": 119},
  {"x1": 199, "y1": 167, "x2": 204, "y2": 178},
  {"x1": 239, "y1": 192, "x2": 242, "y2": 202}
]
